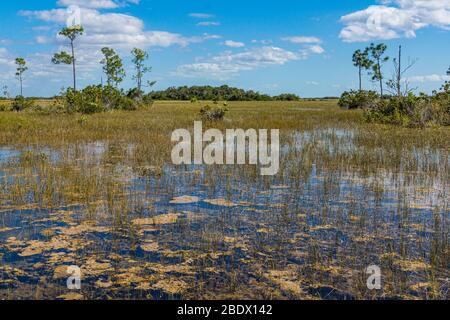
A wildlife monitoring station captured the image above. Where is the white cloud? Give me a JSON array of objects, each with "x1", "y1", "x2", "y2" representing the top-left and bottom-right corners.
[
  {"x1": 282, "y1": 36, "x2": 322, "y2": 44},
  {"x1": 175, "y1": 46, "x2": 299, "y2": 79},
  {"x1": 56, "y1": 0, "x2": 139, "y2": 9},
  {"x1": 407, "y1": 74, "x2": 450, "y2": 82},
  {"x1": 281, "y1": 36, "x2": 325, "y2": 56},
  {"x1": 197, "y1": 21, "x2": 221, "y2": 27},
  {"x1": 189, "y1": 13, "x2": 214, "y2": 19},
  {"x1": 251, "y1": 39, "x2": 273, "y2": 45},
  {"x1": 0, "y1": 48, "x2": 14, "y2": 67},
  {"x1": 224, "y1": 40, "x2": 245, "y2": 48},
  {"x1": 20, "y1": 7, "x2": 191, "y2": 49},
  {"x1": 36, "y1": 36, "x2": 51, "y2": 44},
  {"x1": 306, "y1": 45, "x2": 325, "y2": 54},
  {"x1": 0, "y1": 48, "x2": 16, "y2": 83},
  {"x1": 340, "y1": 0, "x2": 450, "y2": 42}
]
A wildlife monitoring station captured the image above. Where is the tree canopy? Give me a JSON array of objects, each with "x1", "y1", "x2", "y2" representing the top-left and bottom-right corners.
[{"x1": 147, "y1": 85, "x2": 300, "y2": 101}]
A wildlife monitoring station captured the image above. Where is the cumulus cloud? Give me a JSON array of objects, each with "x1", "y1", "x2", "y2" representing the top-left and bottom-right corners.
[
  {"x1": 0, "y1": 48, "x2": 14, "y2": 67},
  {"x1": 407, "y1": 74, "x2": 450, "y2": 83},
  {"x1": 175, "y1": 46, "x2": 299, "y2": 79},
  {"x1": 340, "y1": 0, "x2": 450, "y2": 42},
  {"x1": 0, "y1": 48, "x2": 16, "y2": 83},
  {"x1": 306, "y1": 45, "x2": 325, "y2": 54},
  {"x1": 224, "y1": 40, "x2": 245, "y2": 48},
  {"x1": 197, "y1": 21, "x2": 221, "y2": 27},
  {"x1": 281, "y1": 36, "x2": 325, "y2": 56},
  {"x1": 56, "y1": 0, "x2": 139, "y2": 9},
  {"x1": 282, "y1": 36, "x2": 322, "y2": 44},
  {"x1": 20, "y1": 7, "x2": 192, "y2": 49},
  {"x1": 189, "y1": 13, "x2": 214, "y2": 19}
]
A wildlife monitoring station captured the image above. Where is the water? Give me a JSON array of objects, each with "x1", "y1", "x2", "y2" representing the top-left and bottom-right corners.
[{"x1": 0, "y1": 128, "x2": 448, "y2": 300}]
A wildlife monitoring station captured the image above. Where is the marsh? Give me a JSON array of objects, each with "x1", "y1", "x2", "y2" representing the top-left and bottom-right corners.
[{"x1": 0, "y1": 100, "x2": 448, "y2": 300}]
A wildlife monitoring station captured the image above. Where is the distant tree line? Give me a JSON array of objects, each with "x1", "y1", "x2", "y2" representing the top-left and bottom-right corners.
[{"x1": 147, "y1": 85, "x2": 300, "y2": 101}]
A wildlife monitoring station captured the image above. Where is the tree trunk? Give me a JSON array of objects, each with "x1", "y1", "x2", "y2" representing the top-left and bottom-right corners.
[
  {"x1": 71, "y1": 40, "x2": 76, "y2": 91},
  {"x1": 377, "y1": 58, "x2": 383, "y2": 97},
  {"x1": 359, "y1": 66, "x2": 362, "y2": 91},
  {"x1": 20, "y1": 74, "x2": 23, "y2": 96},
  {"x1": 397, "y1": 46, "x2": 402, "y2": 98},
  {"x1": 138, "y1": 70, "x2": 141, "y2": 93},
  {"x1": 380, "y1": 77, "x2": 383, "y2": 97}
]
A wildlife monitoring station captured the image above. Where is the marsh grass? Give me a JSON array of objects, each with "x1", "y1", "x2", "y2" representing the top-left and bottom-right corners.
[{"x1": 0, "y1": 100, "x2": 448, "y2": 300}]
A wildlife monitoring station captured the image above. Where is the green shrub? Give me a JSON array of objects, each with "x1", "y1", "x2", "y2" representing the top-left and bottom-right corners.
[
  {"x1": 126, "y1": 88, "x2": 142, "y2": 100},
  {"x1": 118, "y1": 96, "x2": 138, "y2": 111},
  {"x1": 365, "y1": 90, "x2": 449, "y2": 128},
  {"x1": 60, "y1": 85, "x2": 144, "y2": 114},
  {"x1": 100, "y1": 85, "x2": 122, "y2": 110},
  {"x1": 11, "y1": 96, "x2": 35, "y2": 112},
  {"x1": 142, "y1": 94, "x2": 154, "y2": 107},
  {"x1": 0, "y1": 102, "x2": 11, "y2": 112},
  {"x1": 200, "y1": 105, "x2": 228, "y2": 121},
  {"x1": 338, "y1": 90, "x2": 379, "y2": 109}
]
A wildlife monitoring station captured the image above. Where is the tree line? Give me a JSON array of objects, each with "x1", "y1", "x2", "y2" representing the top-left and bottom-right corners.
[{"x1": 148, "y1": 86, "x2": 300, "y2": 101}]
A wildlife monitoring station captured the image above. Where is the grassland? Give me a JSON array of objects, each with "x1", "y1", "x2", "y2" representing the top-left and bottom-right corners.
[{"x1": 0, "y1": 100, "x2": 448, "y2": 300}]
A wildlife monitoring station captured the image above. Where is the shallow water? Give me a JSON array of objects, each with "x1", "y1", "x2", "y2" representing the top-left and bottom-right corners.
[{"x1": 0, "y1": 128, "x2": 448, "y2": 300}]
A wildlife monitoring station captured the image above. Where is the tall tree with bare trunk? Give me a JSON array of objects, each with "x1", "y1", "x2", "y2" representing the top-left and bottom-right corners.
[
  {"x1": 15, "y1": 58, "x2": 27, "y2": 96},
  {"x1": 352, "y1": 49, "x2": 372, "y2": 91},
  {"x1": 52, "y1": 25, "x2": 84, "y2": 91}
]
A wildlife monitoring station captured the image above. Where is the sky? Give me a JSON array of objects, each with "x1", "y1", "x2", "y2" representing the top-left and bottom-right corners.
[{"x1": 0, "y1": 0, "x2": 449, "y2": 97}]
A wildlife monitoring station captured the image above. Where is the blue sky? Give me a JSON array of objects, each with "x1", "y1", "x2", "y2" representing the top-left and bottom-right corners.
[{"x1": 0, "y1": 0, "x2": 449, "y2": 97}]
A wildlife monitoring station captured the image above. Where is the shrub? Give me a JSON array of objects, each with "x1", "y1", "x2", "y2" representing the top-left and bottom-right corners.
[
  {"x1": 365, "y1": 90, "x2": 449, "y2": 128},
  {"x1": 63, "y1": 86, "x2": 103, "y2": 114},
  {"x1": 141, "y1": 94, "x2": 154, "y2": 107},
  {"x1": 0, "y1": 102, "x2": 11, "y2": 112},
  {"x1": 11, "y1": 96, "x2": 34, "y2": 112},
  {"x1": 200, "y1": 105, "x2": 228, "y2": 121},
  {"x1": 60, "y1": 85, "x2": 146, "y2": 114},
  {"x1": 338, "y1": 90, "x2": 379, "y2": 109},
  {"x1": 118, "y1": 96, "x2": 138, "y2": 111},
  {"x1": 101, "y1": 85, "x2": 123, "y2": 110},
  {"x1": 126, "y1": 88, "x2": 142, "y2": 100}
]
